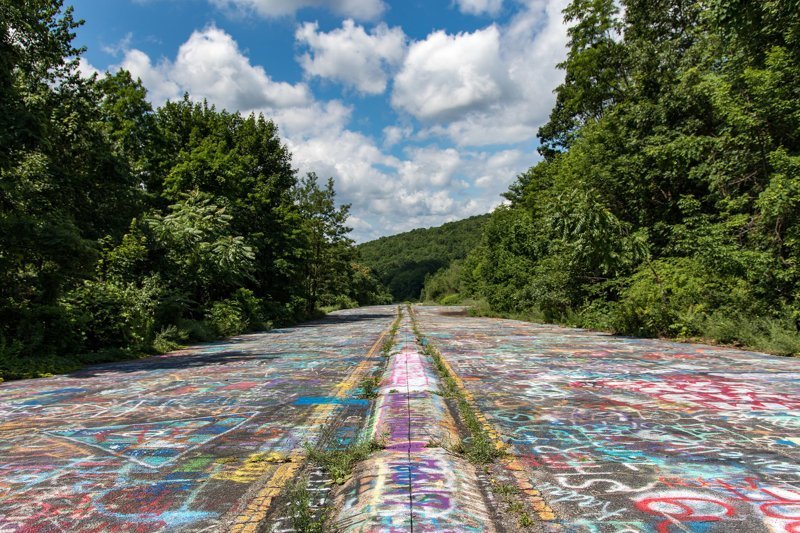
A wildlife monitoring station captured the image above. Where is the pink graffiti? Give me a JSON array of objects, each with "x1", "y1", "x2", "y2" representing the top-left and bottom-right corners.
[{"x1": 573, "y1": 375, "x2": 800, "y2": 411}]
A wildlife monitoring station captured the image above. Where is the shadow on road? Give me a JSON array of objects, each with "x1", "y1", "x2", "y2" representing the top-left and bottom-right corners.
[
  {"x1": 67, "y1": 310, "x2": 394, "y2": 378},
  {"x1": 294, "y1": 312, "x2": 395, "y2": 327},
  {"x1": 71, "y1": 350, "x2": 280, "y2": 378}
]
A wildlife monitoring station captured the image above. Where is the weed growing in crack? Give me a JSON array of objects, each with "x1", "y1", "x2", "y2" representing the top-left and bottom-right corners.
[
  {"x1": 381, "y1": 306, "x2": 403, "y2": 356},
  {"x1": 358, "y1": 376, "x2": 381, "y2": 399},
  {"x1": 305, "y1": 438, "x2": 385, "y2": 485},
  {"x1": 409, "y1": 305, "x2": 505, "y2": 464},
  {"x1": 490, "y1": 480, "x2": 535, "y2": 529},
  {"x1": 285, "y1": 477, "x2": 328, "y2": 532}
]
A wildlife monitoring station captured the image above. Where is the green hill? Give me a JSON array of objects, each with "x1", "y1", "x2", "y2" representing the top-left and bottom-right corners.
[{"x1": 357, "y1": 214, "x2": 489, "y2": 301}]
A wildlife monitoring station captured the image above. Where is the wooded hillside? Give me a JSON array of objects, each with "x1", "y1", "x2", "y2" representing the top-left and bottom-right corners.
[
  {"x1": 424, "y1": 0, "x2": 800, "y2": 356},
  {"x1": 0, "y1": 1, "x2": 388, "y2": 380},
  {"x1": 358, "y1": 215, "x2": 489, "y2": 301}
]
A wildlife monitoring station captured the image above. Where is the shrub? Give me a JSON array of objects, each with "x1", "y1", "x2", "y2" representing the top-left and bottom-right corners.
[
  {"x1": 206, "y1": 299, "x2": 248, "y2": 338},
  {"x1": 701, "y1": 311, "x2": 800, "y2": 356},
  {"x1": 440, "y1": 293, "x2": 463, "y2": 306},
  {"x1": 152, "y1": 325, "x2": 188, "y2": 354},
  {"x1": 62, "y1": 276, "x2": 166, "y2": 352},
  {"x1": 176, "y1": 319, "x2": 217, "y2": 342},
  {"x1": 611, "y1": 257, "x2": 750, "y2": 337}
]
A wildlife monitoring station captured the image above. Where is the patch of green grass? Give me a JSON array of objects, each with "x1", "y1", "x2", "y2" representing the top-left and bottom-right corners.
[
  {"x1": 285, "y1": 477, "x2": 328, "y2": 532},
  {"x1": 358, "y1": 376, "x2": 381, "y2": 399},
  {"x1": 491, "y1": 481, "x2": 536, "y2": 529},
  {"x1": 380, "y1": 306, "x2": 403, "y2": 356},
  {"x1": 518, "y1": 511, "x2": 535, "y2": 528},
  {"x1": 306, "y1": 438, "x2": 385, "y2": 485},
  {"x1": 408, "y1": 305, "x2": 505, "y2": 465}
]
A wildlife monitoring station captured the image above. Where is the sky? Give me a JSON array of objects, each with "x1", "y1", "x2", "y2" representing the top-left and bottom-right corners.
[{"x1": 72, "y1": 0, "x2": 570, "y2": 242}]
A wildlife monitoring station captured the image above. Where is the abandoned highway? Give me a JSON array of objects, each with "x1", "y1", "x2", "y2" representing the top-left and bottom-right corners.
[{"x1": 1, "y1": 306, "x2": 798, "y2": 532}]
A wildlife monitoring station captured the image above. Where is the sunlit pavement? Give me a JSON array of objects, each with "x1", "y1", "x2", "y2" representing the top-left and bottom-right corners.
[
  {"x1": 0, "y1": 306, "x2": 396, "y2": 532},
  {"x1": 415, "y1": 306, "x2": 800, "y2": 533},
  {"x1": 332, "y1": 310, "x2": 494, "y2": 532}
]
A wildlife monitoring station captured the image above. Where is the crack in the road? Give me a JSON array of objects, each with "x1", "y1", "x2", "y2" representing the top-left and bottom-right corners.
[{"x1": 404, "y1": 331, "x2": 415, "y2": 533}]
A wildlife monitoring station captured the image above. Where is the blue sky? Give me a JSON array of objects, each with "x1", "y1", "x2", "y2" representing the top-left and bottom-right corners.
[{"x1": 73, "y1": 0, "x2": 569, "y2": 242}]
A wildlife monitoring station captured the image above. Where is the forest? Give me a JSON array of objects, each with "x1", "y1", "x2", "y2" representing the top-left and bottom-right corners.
[
  {"x1": 423, "y1": 0, "x2": 800, "y2": 356},
  {"x1": 0, "y1": 1, "x2": 388, "y2": 380},
  {"x1": 357, "y1": 214, "x2": 488, "y2": 301}
]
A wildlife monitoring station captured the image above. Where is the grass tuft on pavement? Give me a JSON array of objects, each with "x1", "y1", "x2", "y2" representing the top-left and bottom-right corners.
[
  {"x1": 285, "y1": 477, "x2": 328, "y2": 532},
  {"x1": 408, "y1": 305, "x2": 505, "y2": 465}
]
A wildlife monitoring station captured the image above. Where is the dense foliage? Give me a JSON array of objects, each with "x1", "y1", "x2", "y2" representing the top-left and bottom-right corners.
[
  {"x1": 424, "y1": 0, "x2": 800, "y2": 355},
  {"x1": 0, "y1": 1, "x2": 388, "y2": 380},
  {"x1": 358, "y1": 215, "x2": 489, "y2": 301}
]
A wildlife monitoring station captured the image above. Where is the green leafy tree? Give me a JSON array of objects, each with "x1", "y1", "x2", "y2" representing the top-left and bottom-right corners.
[{"x1": 295, "y1": 173, "x2": 353, "y2": 313}]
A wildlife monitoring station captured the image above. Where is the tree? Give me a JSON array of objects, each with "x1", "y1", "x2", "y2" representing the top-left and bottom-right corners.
[{"x1": 295, "y1": 173, "x2": 353, "y2": 313}]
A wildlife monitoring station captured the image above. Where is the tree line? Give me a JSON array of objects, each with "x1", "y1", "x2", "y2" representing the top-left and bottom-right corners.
[
  {"x1": 0, "y1": 1, "x2": 389, "y2": 380},
  {"x1": 424, "y1": 0, "x2": 800, "y2": 355},
  {"x1": 358, "y1": 214, "x2": 489, "y2": 301}
]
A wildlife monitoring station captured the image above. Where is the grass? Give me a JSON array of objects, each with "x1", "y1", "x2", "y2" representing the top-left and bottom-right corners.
[
  {"x1": 491, "y1": 481, "x2": 536, "y2": 529},
  {"x1": 408, "y1": 305, "x2": 505, "y2": 465},
  {"x1": 285, "y1": 477, "x2": 328, "y2": 533},
  {"x1": 305, "y1": 438, "x2": 385, "y2": 485},
  {"x1": 358, "y1": 376, "x2": 381, "y2": 399},
  {"x1": 381, "y1": 306, "x2": 403, "y2": 356},
  {"x1": 358, "y1": 306, "x2": 403, "y2": 398}
]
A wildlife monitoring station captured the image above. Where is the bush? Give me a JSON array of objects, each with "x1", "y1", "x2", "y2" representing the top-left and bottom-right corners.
[
  {"x1": 176, "y1": 319, "x2": 217, "y2": 342},
  {"x1": 229, "y1": 288, "x2": 266, "y2": 329},
  {"x1": 439, "y1": 293, "x2": 463, "y2": 306},
  {"x1": 701, "y1": 311, "x2": 800, "y2": 356},
  {"x1": 63, "y1": 276, "x2": 166, "y2": 352},
  {"x1": 611, "y1": 257, "x2": 750, "y2": 337},
  {"x1": 206, "y1": 299, "x2": 248, "y2": 338},
  {"x1": 319, "y1": 294, "x2": 359, "y2": 312},
  {"x1": 152, "y1": 325, "x2": 188, "y2": 354}
]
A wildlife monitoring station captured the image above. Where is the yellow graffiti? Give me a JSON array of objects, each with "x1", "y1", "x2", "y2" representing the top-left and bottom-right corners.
[{"x1": 226, "y1": 312, "x2": 396, "y2": 529}]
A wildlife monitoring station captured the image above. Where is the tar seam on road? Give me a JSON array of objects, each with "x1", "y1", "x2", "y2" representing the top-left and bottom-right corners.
[{"x1": 405, "y1": 331, "x2": 414, "y2": 533}]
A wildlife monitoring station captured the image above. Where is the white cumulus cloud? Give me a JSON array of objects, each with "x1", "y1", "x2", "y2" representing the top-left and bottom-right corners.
[
  {"x1": 98, "y1": 20, "x2": 548, "y2": 242},
  {"x1": 209, "y1": 0, "x2": 386, "y2": 21},
  {"x1": 392, "y1": 26, "x2": 511, "y2": 122},
  {"x1": 455, "y1": 0, "x2": 504, "y2": 16},
  {"x1": 112, "y1": 26, "x2": 350, "y2": 140},
  {"x1": 392, "y1": 0, "x2": 569, "y2": 146},
  {"x1": 296, "y1": 20, "x2": 406, "y2": 94}
]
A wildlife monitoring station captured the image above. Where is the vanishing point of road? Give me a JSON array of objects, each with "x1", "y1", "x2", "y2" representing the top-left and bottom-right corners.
[{"x1": 1, "y1": 305, "x2": 798, "y2": 532}]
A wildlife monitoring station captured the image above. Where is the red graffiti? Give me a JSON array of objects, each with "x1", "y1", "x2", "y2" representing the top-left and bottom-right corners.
[{"x1": 636, "y1": 496, "x2": 735, "y2": 533}]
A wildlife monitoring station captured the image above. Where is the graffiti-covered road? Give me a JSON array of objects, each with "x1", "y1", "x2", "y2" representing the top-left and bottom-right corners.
[
  {"x1": 416, "y1": 306, "x2": 800, "y2": 533},
  {"x1": 0, "y1": 306, "x2": 397, "y2": 532}
]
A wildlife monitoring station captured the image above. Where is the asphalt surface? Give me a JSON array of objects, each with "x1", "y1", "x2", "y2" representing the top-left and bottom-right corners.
[
  {"x1": 331, "y1": 311, "x2": 495, "y2": 532},
  {"x1": 415, "y1": 306, "x2": 800, "y2": 533},
  {"x1": 0, "y1": 306, "x2": 396, "y2": 532},
  {"x1": 3, "y1": 305, "x2": 798, "y2": 533}
]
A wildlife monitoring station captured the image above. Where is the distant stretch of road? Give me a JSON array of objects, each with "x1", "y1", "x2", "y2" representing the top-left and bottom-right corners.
[
  {"x1": 1, "y1": 305, "x2": 798, "y2": 532},
  {"x1": 0, "y1": 307, "x2": 396, "y2": 532},
  {"x1": 415, "y1": 306, "x2": 800, "y2": 533}
]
